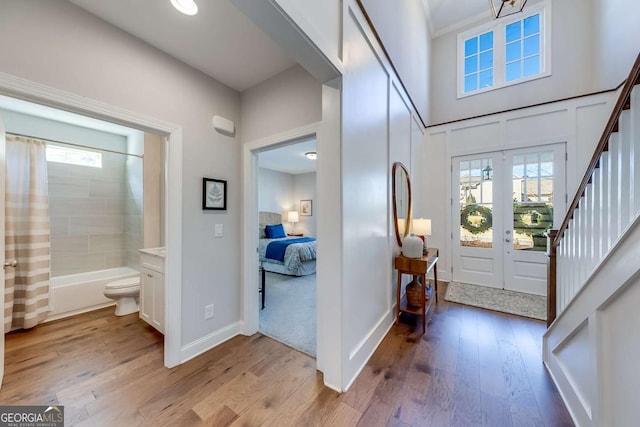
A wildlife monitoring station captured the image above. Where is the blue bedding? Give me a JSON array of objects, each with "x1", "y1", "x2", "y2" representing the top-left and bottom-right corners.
[{"x1": 265, "y1": 237, "x2": 315, "y2": 262}]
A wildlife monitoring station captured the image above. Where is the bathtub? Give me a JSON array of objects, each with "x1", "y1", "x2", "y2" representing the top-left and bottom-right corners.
[{"x1": 46, "y1": 267, "x2": 139, "y2": 321}]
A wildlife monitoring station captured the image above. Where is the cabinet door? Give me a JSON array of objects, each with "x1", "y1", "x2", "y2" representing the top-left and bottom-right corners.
[
  {"x1": 140, "y1": 268, "x2": 154, "y2": 325},
  {"x1": 152, "y1": 272, "x2": 164, "y2": 333}
]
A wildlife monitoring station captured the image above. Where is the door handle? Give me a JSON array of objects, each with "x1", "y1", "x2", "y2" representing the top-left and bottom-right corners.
[
  {"x1": 505, "y1": 238, "x2": 511, "y2": 243},
  {"x1": 4, "y1": 259, "x2": 18, "y2": 269}
]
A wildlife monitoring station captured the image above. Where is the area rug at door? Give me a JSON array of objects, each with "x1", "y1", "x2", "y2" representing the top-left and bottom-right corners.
[{"x1": 444, "y1": 281, "x2": 547, "y2": 321}]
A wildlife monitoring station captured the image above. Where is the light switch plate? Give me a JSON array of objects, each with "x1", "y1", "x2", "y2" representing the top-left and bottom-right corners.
[{"x1": 215, "y1": 224, "x2": 223, "y2": 237}]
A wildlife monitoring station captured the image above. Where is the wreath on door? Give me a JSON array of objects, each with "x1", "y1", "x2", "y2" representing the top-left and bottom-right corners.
[
  {"x1": 460, "y1": 204, "x2": 493, "y2": 234},
  {"x1": 513, "y1": 203, "x2": 553, "y2": 237}
]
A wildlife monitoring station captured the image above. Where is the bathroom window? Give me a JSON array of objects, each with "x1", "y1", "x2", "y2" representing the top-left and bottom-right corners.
[{"x1": 46, "y1": 144, "x2": 102, "y2": 168}]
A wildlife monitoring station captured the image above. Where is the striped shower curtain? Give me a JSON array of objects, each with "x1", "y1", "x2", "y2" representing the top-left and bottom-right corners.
[{"x1": 4, "y1": 136, "x2": 51, "y2": 333}]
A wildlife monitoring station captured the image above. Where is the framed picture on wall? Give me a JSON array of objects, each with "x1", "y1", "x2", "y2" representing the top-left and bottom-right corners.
[
  {"x1": 203, "y1": 178, "x2": 227, "y2": 210},
  {"x1": 300, "y1": 199, "x2": 312, "y2": 216}
]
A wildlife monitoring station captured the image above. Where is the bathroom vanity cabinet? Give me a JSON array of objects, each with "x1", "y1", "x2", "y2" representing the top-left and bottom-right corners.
[{"x1": 139, "y1": 248, "x2": 165, "y2": 334}]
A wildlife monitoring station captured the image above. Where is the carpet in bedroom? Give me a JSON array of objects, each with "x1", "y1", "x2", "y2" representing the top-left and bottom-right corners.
[{"x1": 259, "y1": 272, "x2": 316, "y2": 356}]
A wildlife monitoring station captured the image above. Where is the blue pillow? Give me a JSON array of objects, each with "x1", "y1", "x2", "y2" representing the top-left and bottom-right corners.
[{"x1": 265, "y1": 224, "x2": 286, "y2": 238}]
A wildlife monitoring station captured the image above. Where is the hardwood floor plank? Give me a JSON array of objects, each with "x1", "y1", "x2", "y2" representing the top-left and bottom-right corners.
[{"x1": 0, "y1": 283, "x2": 573, "y2": 427}]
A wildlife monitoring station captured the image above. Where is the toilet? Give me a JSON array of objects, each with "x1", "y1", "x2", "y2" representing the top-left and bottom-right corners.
[{"x1": 103, "y1": 276, "x2": 141, "y2": 316}]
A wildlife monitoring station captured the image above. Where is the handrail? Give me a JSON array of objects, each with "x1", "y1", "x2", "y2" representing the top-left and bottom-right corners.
[{"x1": 552, "y1": 52, "x2": 640, "y2": 248}]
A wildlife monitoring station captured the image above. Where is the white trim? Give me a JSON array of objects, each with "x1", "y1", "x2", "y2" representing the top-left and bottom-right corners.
[
  {"x1": 0, "y1": 71, "x2": 183, "y2": 368},
  {"x1": 241, "y1": 122, "x2": 321, "y2": 336},
  {"x1": 456, "y1": 2, "x2": 551, "y2": 99},
  {"x1": 180, "y1": 321, "x2": 244, "y2": 364}
]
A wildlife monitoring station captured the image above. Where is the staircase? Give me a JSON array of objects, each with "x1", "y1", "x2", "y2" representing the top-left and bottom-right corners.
[{"x1": 544, "y1": 53, "x2": 640, "y2": 427}]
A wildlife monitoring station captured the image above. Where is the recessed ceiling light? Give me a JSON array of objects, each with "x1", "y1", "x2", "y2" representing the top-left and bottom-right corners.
[
  {"x1": 305, "y1": 151, "x2": 317, "y2": 160},
  {"x1": 170, "y1": 0, "x2": 198, "y2": 16}
]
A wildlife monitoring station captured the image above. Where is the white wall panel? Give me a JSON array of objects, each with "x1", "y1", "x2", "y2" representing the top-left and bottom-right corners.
[
  {"x1": 341, "y1": 8, "x2": 392, "y2": 386},
  {"x1": 553, "y1": 320, "x2": 592, "y2": 418},
  {"x1": 600, "y1": 276, "x2": 640, "y2": 427},
  {"x1": 505, "y1": 110, "x2": 568, "y2": 144}
]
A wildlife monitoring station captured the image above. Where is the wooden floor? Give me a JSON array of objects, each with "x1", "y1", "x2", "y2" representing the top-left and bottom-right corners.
[{"x1": 0, "y1": 283, "x2": 573, "y2": 427}]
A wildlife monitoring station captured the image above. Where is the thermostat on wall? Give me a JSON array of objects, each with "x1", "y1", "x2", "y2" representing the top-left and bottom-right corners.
[{"x1": 212, "y1": 115, "x2": 235, "y2": 137}]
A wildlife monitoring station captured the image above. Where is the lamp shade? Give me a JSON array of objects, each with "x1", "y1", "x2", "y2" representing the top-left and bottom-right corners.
[
  {"x1": 413, "y1": 218, "x2": 432, "y2": 236},
  {"x1": 287, "y1": 211, "x2": 299, "y2": 223}
]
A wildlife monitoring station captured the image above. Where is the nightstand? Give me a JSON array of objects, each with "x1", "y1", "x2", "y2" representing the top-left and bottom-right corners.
[
  {"x1": 394, "y1": 248, "x2": 439, "y2": 334},
  {"x1": 287, "y1": 233, "x2": 303, "y2": 237}
]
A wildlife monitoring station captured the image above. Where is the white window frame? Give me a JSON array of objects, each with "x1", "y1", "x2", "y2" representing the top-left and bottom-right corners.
[{"x1": 457, "y1": 2, "x2": 551, "y2": 99}]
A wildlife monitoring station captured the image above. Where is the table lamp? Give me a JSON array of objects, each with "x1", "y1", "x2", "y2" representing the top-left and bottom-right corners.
[
  {"x1": 413, "y1": 218, "x2": 432, "y2": 254},
  {"x1": 287, "y1": 211, "x2": 299, "y2": 233}
]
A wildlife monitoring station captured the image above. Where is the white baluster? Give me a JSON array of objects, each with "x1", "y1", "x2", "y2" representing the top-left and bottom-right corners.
[
  {"x1": 619, "y1": 110, "x2": 632, "y2": 230},
  {"x1": 631, "y1": 86, "x2": 640, "y2": 217},
  {"x1": 592, "y1": 164, "x2": 602, "y2": 264},
  {"x1": 609, "y1": 134, "x2": 620, "y2": 244},
  {"x1": 601, "y1": 151, "x2": 610, "y2": 254}
]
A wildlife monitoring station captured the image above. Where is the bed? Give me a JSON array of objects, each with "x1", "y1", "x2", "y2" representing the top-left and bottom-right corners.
[
  {"x1": 258, "y1": 211, "x2": 317, "y2": 277},
  {"x1": 258, "y1": 212, "x2": 317, "y2": 309}
]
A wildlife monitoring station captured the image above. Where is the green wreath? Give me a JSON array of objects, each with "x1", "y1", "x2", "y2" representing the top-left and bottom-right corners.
[
  {"x1": 513, "y1": 203, "x2": 553, "y2": 237},
  {"x1": 460, "y1": 204, "x2": 493, "y2": 234}
]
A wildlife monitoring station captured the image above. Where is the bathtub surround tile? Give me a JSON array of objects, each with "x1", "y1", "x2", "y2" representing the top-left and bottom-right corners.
[
  {"x1": 48, "y1": 176, "x2": 89, "y2": 198},
  {"x1": 89, "y1": 179, "x2": 124, "y2": 198},
  {"x1": 51, "y1": 253, "x2": 106, "y2": 276},
  {"x1": 88, "y1": 234, "x2": 125, "y2": 253},
  {"x1": 105, "y1": 198, "x2": 126, "y2": 215},
  {"x1": 46, "y1": 162, "x2": 70, "y2": 178},
  {"x1": 105, "y1": 253, "x2": 126, "y2": 269},
  {"x1": 49, "y1": 197, "x2": 106, "y2": 217},
  {"x1": 69, "y1": 216, "x2": 124, "y2": 235},
  {"x1": 51, "y1": 235, "x2": 90, "y2": 255},
  {"x1": 50, "y1": 217, "x2": 69, "y2": 236}
]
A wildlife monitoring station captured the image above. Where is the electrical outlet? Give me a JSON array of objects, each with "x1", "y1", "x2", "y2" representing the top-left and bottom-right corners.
[{"x1": 205, "y1": 304, "x2": 214, "y2": 319}]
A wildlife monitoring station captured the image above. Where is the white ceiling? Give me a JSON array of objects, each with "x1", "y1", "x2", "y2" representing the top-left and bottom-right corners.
[
  {"x1": 68, "y1": 0, "x2": 296, "y2": 92},
  {"x1": 258, "y1": 138, "x2": 317, "y2": 175},
  {"x1": 67, "y1": 0, "x2": 505, "y2": 92}
]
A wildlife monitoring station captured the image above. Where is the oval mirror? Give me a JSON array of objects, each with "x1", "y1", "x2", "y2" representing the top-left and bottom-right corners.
[{"x1": 392, "y1": 162, "x2": 412, "y2": 246}]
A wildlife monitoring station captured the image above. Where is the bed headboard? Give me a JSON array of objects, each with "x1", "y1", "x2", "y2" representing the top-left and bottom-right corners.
[
  {"x1": 258, "y1": 211, "x2": 282, "y2": 238},
  {"x1": 259, "y1": 211, "x2": 282, "y2": 226}
]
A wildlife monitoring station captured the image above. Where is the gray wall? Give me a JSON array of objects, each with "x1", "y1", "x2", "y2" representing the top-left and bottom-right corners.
[
  {"x1": 592, "y1": 0, "x2": 640, "y2": 89},
  {"x1": 0, "y1": 0, "x2": 241, "y2": 346},
  {"x1": 429, "y1": 0, "x2": 594, "y2": 124},
  {"x1": 240, "y1": 65, "x2": 322, "y2": 142},
  {"x1": 359, "y1": 0, "x2": 431, "y2": 123}
]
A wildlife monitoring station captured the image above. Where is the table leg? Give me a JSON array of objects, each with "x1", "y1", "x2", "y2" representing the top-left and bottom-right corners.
[
  {"x1": 434, "y1": 262, "x2": 438, "y2": 303},
  {"x1": 421, "y1": 273, "x2": 426, "y2": 334},
  {"x1": 261, "y1": 267, "x2": 266, "y2": 310},
  {"x1": 396, "y1": 272, "x2": 402, "y2": 324}
]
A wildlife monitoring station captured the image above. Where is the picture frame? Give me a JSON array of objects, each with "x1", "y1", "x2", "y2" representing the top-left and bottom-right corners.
[
  {"x1": 203, "y1": 178, "x2": 227, "y2": 210},
  {"x1": 300, "y1": 199, "x2": 312, "y2": 216}
]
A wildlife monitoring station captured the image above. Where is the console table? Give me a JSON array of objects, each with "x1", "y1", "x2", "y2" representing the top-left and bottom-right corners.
[{"x1": 394, "y1": 248, "x2": 439, "y2": 334}]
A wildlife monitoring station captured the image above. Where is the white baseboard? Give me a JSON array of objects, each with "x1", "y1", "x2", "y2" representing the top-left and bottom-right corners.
[{"x1": 180, "y1": 321, "x2": 243, "y2": 364}]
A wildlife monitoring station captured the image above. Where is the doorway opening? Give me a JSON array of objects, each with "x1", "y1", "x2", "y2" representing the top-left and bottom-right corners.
[{"x1": 253, "y1": 135, "x2": 318, "y2": 357}]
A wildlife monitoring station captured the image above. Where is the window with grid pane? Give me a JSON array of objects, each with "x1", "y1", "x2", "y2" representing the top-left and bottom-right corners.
[
  {"x1": 464, "y1": 31, "x2": 494, "y2": 92},
  {"x1": 506, "y1": 14, "x2": 541, "y2": 82},
  {"x1": 458, "y1": 7, "x2": 548, "y2": 97}
]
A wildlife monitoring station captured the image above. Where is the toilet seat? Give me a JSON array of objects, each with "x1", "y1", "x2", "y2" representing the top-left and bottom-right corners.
[{"x1": 105, "y1": 277, "x2": 140, "y2": 290}]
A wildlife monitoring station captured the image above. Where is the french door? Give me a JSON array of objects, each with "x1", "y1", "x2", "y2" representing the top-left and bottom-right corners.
[{"x1": 452, "y1": 144, "x2": 566, "y2": 295}]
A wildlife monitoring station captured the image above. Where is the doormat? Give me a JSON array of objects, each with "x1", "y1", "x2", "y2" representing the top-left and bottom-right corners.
[{"x1": 445, "y1": 282, "x2": 547, "y2": 321}]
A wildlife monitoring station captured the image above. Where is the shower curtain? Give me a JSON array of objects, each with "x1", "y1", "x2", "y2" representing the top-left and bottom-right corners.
[{"x1": 4, "y1": 136, "x2": 51, "y2": 333}]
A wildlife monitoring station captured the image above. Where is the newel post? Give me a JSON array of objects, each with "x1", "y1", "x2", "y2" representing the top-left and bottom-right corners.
[{"x1": 547, "y1": 230, "x2": 558, "y2": 327}]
